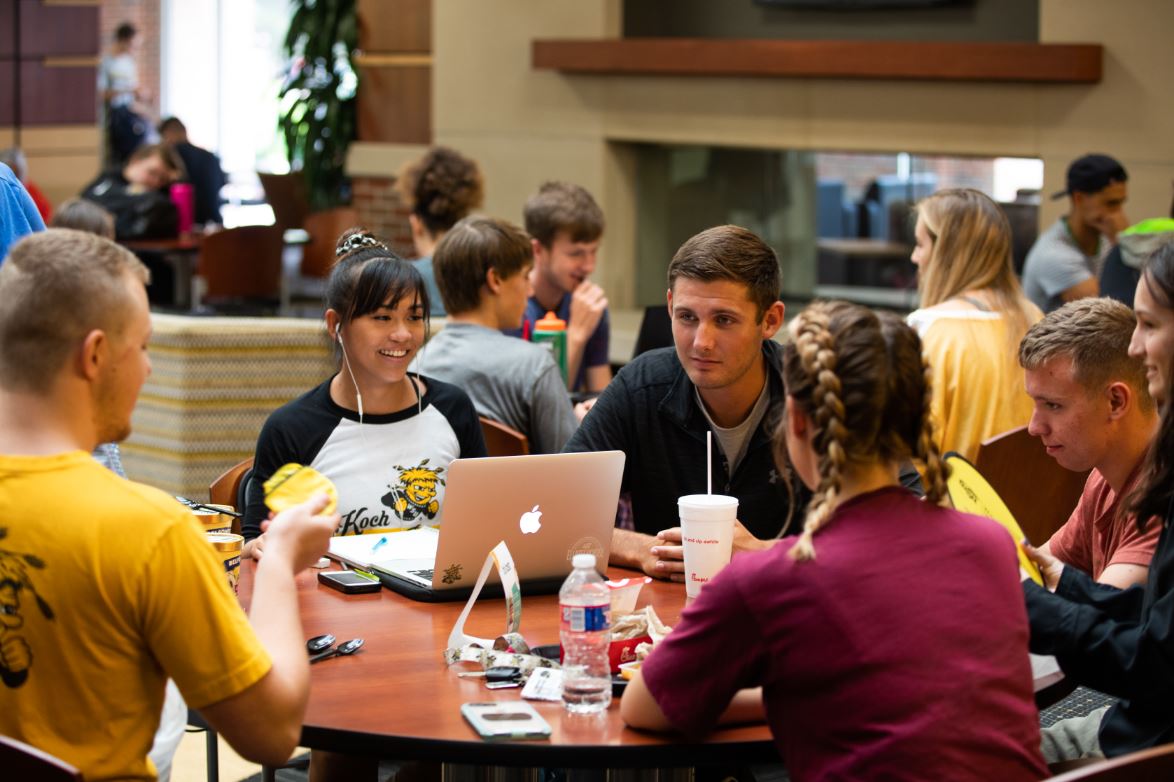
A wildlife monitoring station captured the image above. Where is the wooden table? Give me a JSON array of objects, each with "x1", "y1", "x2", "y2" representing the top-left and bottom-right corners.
[
  {"x1": 238, "y1": 561, "x2": 780, "y2": 768},
  {"x1": 237, "y1": 561, "x2": 1066, "y2": 768}
]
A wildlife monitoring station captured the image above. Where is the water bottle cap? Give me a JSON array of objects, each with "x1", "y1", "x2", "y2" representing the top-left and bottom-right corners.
[
  {"x1": 534, "y1": 311, "x2": 566, "y2": 331},
  {"x1": 572, "y1": 553, "x2": 596, "y2": 569}
]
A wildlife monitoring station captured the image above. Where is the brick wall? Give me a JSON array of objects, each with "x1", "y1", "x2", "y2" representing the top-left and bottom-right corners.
[
  {"x1": 352, "y1": 175, "x2": 415, "y2": 258},
  {"x1": 99, "y1": 0, "x2": 161, "y2": 125}
]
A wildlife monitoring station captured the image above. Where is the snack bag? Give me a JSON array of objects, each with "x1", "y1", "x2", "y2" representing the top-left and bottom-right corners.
[{"x1": 263, "y1": 463, "x2": 339, "y2": 515}]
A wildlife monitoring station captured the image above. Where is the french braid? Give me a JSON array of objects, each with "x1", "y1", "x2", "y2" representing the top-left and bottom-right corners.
[
  {"x1": 915, "y1": 355, "x2": 950, "y2": 505},
  {"x1": 790, "y1": 308, "x2": 850, "y2": 562}
]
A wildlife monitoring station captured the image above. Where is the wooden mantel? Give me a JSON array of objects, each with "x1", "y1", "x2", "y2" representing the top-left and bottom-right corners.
[{"x1": 532, "y1": 38, "x2": 1102, "y2": 84}]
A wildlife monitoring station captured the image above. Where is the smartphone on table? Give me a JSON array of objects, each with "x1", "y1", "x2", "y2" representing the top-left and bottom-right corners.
[
  {"x1": 318, "y1": 570, "x2": 381, "y2": 594},
  {"x1": 461, "y1": 701, "x2": 552, "y2": 741}
]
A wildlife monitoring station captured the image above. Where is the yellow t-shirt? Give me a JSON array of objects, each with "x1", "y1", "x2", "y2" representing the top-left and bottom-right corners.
[
  {"x1": 0, "y1": 451, "x2": 271, "y2": 781},
  {"x1": 908, "y1": 308, "x2": 1038, "y2": 462}
]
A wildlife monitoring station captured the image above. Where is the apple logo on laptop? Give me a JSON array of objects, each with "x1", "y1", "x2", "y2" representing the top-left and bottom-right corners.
[{"x1": 519, "y1": 505, "x2": 543, "y2": 534}]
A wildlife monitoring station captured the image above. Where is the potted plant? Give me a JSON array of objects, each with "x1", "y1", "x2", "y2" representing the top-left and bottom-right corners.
[{"x1": 278, "y1": 0, "x2": 358, "y2": 211}]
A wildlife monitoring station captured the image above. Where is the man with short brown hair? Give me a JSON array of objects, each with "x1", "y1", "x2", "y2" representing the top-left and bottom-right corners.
[
  {"x1": 565, "y1": 225, "x2": 795, "y2": 577},
  {"x1": 1020, "y1": 297, "x2": 1159, "y2": 588},
  {"x1": 411, "y1": 216, "x2": 578, "y2": 453},
  {"x1": 0, "y1": 229, "x2": 336, "y2": 780}
]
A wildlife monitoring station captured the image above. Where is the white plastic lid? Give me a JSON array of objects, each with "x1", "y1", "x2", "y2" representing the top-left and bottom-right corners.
[
  {"x1": 572, "y1": 553, "x2": 597, "y2": 569},
  {"x1": 678, "y1": 494, "x2": 739, "y2": 522}
]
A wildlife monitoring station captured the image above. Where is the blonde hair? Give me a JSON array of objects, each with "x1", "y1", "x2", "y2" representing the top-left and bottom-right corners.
[
  {"x1": 779, "y1": 301, "x2": 949, "y2": 561},
  {"x1": 0, "y1": 229, "x2": 149, "y2": 393},
  {"x1": 916, "y1": 188, "x2": 1036, "y2": 342}
]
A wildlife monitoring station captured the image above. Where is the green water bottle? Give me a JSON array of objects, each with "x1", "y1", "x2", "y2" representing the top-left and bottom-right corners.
[{"x1": 532, "y1": 310, "x2": 568, "y2": 385}]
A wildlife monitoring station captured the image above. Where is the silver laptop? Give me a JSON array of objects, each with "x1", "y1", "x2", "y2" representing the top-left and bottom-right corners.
[{"x1": 329, "y1": 451, "x2": 624, "y2": 598}]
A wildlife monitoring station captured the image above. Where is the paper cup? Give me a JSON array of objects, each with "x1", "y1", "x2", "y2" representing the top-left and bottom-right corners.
[
  {"x1": 207, "y1": 533, "x2": 244, "y2": 596},
  {"x1": 678, "y1": 494, "x2": 737, "y2": 598}
]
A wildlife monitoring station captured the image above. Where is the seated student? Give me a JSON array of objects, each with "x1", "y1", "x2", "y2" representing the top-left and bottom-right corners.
[
  {"x1": 510, "y1": 181, "x2": 611, "y2": 393},
  {"x1": 1024, "y1": 242, "x2": 1174, "y2": 763},
  {"x1": 49, "y1": 203, "x2": 133, "y2": 495},
  {"x1": 0, "y1": 229, "x2": 337, "y2": 780},
  {"x1": 158, "y1": 116, "x2": 228, "y2": 225},
  {"x1": 1019, "y1": 298, "x2": 1160, "y2": 589},
  {"x1": 80, "y1": 143, "x2": 183, "y2": 240},
  {"x1": 242, "y1": 229, "x2": 486, "y2": 559},
  {"x1": 621, "y1": 301, "x2": 1047, "y2": 782},
  {"x1": 564, "y1": 225, "x2": 799, "y2": 577},
  {"x1": 411, "y1": 216, "x2": 577, "y2": 453},
  {"x1": 907, "y1": 188, "x2": 1042, "y2": 461},
  {"x1": 396, "y1": 146, "x2": 485, "y2": 316}
]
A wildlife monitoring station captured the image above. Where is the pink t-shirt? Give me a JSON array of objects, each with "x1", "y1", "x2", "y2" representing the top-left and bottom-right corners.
[
  {"x1": 1046, "y1": 466, "x2": 1161, "y2": 580},
  {"x1": 640, "y1": 487, "x2": 1046, "y2": 782}
]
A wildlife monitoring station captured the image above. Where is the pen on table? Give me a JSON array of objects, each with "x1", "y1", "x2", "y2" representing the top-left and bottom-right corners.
[{"x1": 370, "y1": 535, "x2": 388, "y2": 554}]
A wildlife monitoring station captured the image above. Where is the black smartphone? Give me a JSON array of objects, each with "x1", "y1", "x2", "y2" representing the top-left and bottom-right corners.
[{"x1": 318, "y1": 570, "x2": 381, "y2": 594}]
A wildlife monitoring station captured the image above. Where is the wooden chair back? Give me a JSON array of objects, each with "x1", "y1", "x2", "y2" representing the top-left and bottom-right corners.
[
  {"x1": 974, "y1": 425, "x2": 1089, "y2": 546},
  {"x1": 258, "y1": 171, "x2": 309, "y2": 231},
  {"x1": 197, "y1": 225, "x2": 284, "y2": 303},
  {"x1": 479, "y1": 416, "x2": 529, "y2": 457},
  {"x1": 1049, "y1": 742, "x2": 1174, "y2": 781},
  {"x1": 301, "y1": 207, "x2": 360, "y2": 278},
  {"x1": 0, "y1": 735, "x2": 84, "y2": 781}
]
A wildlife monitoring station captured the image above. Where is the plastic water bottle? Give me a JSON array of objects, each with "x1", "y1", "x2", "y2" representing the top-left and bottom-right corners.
[{"x1": 559, "y1": 553, "x2": 612, "y2": 713}]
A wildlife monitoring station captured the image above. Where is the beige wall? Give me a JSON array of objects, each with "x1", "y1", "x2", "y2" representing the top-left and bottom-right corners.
[{"x1": 432, "y1": 0, "x2": 1174, "y2": 308}]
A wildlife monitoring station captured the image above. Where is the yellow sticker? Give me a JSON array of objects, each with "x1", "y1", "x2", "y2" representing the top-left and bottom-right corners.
[
  {"x1": 263, "y1": 463, "x2": 339, "y2": 515},
  {"x1": 944, "y1": 453, "x2": 1043, "y2": 586}
]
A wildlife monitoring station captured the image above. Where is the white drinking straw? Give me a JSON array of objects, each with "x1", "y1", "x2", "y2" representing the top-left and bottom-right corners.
[{"x1": 707, "y1": 431, "x2": 713, "y2": 495}]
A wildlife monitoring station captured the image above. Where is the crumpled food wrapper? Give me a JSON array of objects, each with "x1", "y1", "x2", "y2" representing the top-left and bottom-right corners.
[{"x1": 611, "y1": 605, "x2": 671, "y2": 644}]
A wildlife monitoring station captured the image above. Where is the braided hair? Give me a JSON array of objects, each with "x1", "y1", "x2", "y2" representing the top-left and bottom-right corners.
[{"x1": 778, "y1": 301, "x2": 949, "y2": 561}]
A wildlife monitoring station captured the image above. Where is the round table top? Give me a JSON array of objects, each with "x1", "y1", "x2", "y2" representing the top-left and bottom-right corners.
[{"x1": 238, "y1": 560, "x2": 780, "y2": 767}]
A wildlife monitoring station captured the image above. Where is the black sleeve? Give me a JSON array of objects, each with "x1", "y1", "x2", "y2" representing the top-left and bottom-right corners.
[
  {"x1": 563, "y1": 368, "x2": 634, "y2": 492},
  {"x1": 1024, "y1": 545, "x2": 1174, "y2": 701},
  {"x1": 242, "y1": 386, "x2": 336, "y2": 540},
  {"x1": 425, "y1": 378, "x2": 488, "y2": 459}
]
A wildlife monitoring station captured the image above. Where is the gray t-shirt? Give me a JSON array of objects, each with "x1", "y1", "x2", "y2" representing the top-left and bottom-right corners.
[
  {"x1": 411, "y1": 321, "x2": 578, "y2": 454},
  {"x1": 694, "y1": 378, "x2": 771, "y2": 477},
  {"x1": 1022, "y1": 217, "x2": 1110, "y2": 313}
]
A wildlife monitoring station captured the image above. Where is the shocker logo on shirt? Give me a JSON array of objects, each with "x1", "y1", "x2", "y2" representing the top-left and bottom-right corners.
[
  {"x1": 0, "y1": 528, "x2": 55, "y2": 689},
  {"x1": 381, "y1": 459, "x2": 446, "y2": 525}
]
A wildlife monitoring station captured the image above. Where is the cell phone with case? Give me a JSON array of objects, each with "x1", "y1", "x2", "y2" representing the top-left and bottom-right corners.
[
  {"x1": 318, "y1": 570, "x2": 381, "y2": 594},
  {"x1": 461, "y1": 701, "x2": 552, "y2": 741}
]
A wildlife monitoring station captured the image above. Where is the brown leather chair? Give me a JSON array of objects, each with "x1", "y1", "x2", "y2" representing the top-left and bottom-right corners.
[
  {"x1": 1049, "y1": 742, "x2": 1174, "y2": 781},
  {"x1": 0, "y1": 735, "x2": 84, "y2": 781},
  {"x1": 974, "y1": 425, "x2": 1089, "y2": 546},
  {"x1": 479, "y1": 416, "x2": 529, "y2": 457},
  {"x1": 196, "y1": 225, "x2": 284, "y2": 312}
]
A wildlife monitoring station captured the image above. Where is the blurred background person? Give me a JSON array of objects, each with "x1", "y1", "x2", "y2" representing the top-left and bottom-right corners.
[
  {"x1": 396, "y1": 146, "x2": 485, "y2": 316},
  {"x1": 907, "y1": 188, "x2": 1042, "y2": 461},
  {"x1": 0, "y1": 148, "x2": 52, "y2": 223},
  {"x1": 158, "y1": 116, "x2": 227, "y2": 226}
]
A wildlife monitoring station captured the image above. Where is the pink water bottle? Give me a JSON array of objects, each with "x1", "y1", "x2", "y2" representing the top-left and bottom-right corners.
[{"x1": 170, "y1": 183, "x2": 195, "y2": 235}]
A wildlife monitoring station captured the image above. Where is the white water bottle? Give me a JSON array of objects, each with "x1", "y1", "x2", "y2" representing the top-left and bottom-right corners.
[{"x1": 559, "y1": 553, "x2": 612, "y2": 713}]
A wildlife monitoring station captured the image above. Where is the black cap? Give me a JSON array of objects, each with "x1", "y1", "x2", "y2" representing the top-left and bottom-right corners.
[{"x1": 1051, "y1": 154, "x2": 1128, "y2": 200}]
